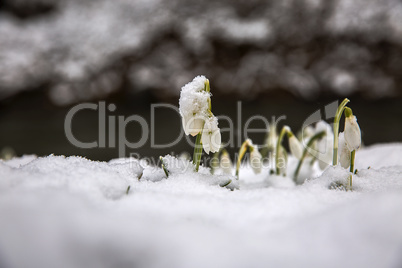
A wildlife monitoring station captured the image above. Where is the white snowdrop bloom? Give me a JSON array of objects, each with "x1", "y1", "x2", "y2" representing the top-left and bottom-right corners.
[
  {"x1": 267, "y1": 124, "x2": 277, "y2": 152},
  {"x1": 301, "y1": 125, "x2": 314, "y2": 142},
  {"x1": 288, "y1": 134, "x2": 303, "y2": 160},
  {"x1": 250, "y1": 147, "x2": 262, "y2": 174},
  {"x1": 220, "y1": 151, "x2": 233, "y2": 175},
  {"x1": 201, "y1": 116, "x2": 221, "y2": 154},
  {"x1": 179, "y1": 75, "x2": 211, "y2": 136},
  {"x1": 315, "y1": 121, "x2": 334, "y2": 169},
  {"x1": 344, "y1": 111, "x2": 361, "y2": 151},
  {"x1": 181, "y1": 114, "x2": 205, "y2": 136},
  {"x1": 338, "y1": 132, "x2": 351, "y2": 169}
]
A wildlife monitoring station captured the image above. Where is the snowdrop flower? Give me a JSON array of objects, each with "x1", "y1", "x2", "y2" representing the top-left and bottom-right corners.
[
  {"x1": 299, "y1": 125, "x2": 314, "y2": 142},
  {"x1": 181, "y1": 114, "x2": 205, "y2": 136},
  {"x1": 275, "y1": 125, "x2": 291, "y2": 175},
  {"x1": 267, "y1": 123, "x2": 277, "y2": 152},
  {"x1": 278, "y1": 145, "x2": 288, "y2": 176},
  {"x1": 201, "y1": 116, "x2": 221, "y2": 154},
  {"x1": 338, "y1": 132, "x2": 351, "y2": 169},
  {"x1": 344, "y1": 108, "x2": 361, "y2": 151},
  {"x1": 250, "y1": 146, "x2": 262, "y2": 174},
  {"x1": 220, "y1": 150, "x2": 233, "y2": 175},
  {"x1": 288, "y1": 132, "x2": 303, "y2": 160},
  {"x1": 315, "y1": 121, "x2": 334, "y2": 170},
  {"x1": 179, "y1": 75, "x2": 210, "y2": 136}
]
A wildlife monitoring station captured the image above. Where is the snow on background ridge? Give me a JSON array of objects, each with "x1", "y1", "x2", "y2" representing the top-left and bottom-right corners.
[{"x1": 1, "y1": 0, "x2": 402, "y2": 104}]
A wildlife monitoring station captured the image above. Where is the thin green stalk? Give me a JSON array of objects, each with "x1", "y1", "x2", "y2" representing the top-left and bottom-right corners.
[
  {"x1": 192, "y1": 79, "x2": 210, "y2": 173},
  {"x1": 347, "y1": 150, "x2": 356, "y2": 190},
  {"x1": 205, "y1": 79, "x2": 211, "y2": 110},
  {"x1": 193, "y1": 132, "x2": 203, "y2": 172},
  {"x1": 279, "y1": 145, "x2": 288, "y2": 177},
  {"x1": 348, "y1": 174, "x2": 353, "y2": 191},
  {"x1": 293, "y1": 131, "x2": 326, "y2": 182},
  {"x1": 333, "y1": 98, "x2": 350, "y2": 165},
  {"x1": 350, "y1": 150, "x2": 355, "y2": 173},
  {"x1": 276, "y1": 126, "x2": 289, "y2": 175},
  {"x1": 160, "y1": 156, "x2": 169, "y2": 177},
  {"x1": 235, "y1": 140, "x2": 250, "y2": 179}
]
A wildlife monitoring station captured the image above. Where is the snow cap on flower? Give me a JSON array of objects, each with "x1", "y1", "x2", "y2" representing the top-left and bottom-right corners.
[
  {"x1": 288, "y1": 132, "x2": 303, "y2": 160},
  {"x1": 338, "y1": 132, "x2": 351, "y2": 168},
  {"x1": 201, "y1": 116, "x2": 221, "y2": 154},
  {"x1": 344, "y1": 108, "x2": 361, "y2": 151},
  {"x1": 179, "y1": 75, "x2": 211, "y2": 136},
  {"x1": 249, "y1": 145, "x2": 262, "y2": 174}
]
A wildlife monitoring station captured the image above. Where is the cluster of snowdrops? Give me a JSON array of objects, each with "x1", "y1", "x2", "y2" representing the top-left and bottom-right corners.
[{"x1": 159, "y1": 76, "x2": 361, "y2": 190}]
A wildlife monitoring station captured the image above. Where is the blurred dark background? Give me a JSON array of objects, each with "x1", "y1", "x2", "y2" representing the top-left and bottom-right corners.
[{"x1": 0, "y1": 0, "x2": 401, "y2": 160}]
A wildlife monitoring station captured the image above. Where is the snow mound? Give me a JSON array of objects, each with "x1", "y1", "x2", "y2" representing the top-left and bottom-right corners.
[{"x1": 0, "y1": 144, "x2": 401, "y2": 268}]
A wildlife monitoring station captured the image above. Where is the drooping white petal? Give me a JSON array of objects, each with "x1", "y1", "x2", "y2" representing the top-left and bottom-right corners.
[
  {"x1": 210, "y1": 129, "x2": 221, "y2": 153},
  {"x1": 250, "y1": 148, "x2": 262, "y2": 174},
  {"x1": 266, "y1": 124, "x2": 277, "y2": 152},
  {"x1": 201, "y1": 132, "x2": 210, "y2": 155},
  {"x1": 181, "y1": 114, "x2": 189, "y2": 136},
  {"x1": 338, "y1": 132, "x2": 351, "y2": 168},
  {"x1": 344, "y1": 115, "x2": 361, "y2": 151},
  {"x1": 220, "y1": 151, "x2": 232, "y2": 175},
  {"x1": 315, "y1": 121, "x2": 334, "y2": 170},
  {"x1": 201, "y1": 116, "x2": 221, "y2": 154},
  {"x1": 302, "y1": 126, "x2": 315, "y2": 141},
  {"x1": 185, "y1": 115, "x2": 205, "y2": 136},
  {"x1": 288, "y1": 135, "x2": 303, "y2": 160}
]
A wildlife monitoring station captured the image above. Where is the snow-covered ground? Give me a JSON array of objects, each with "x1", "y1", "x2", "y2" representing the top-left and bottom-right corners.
[{"x1": 0, "y1": 143, "x2": 401, "y2": 268}]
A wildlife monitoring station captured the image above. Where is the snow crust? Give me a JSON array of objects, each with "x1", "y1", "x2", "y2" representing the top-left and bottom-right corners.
[{"x1": 0, "y1": 144, "x2": 401, "y2": 268}]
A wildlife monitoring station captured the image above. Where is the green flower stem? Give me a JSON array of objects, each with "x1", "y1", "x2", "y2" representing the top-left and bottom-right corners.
[
  {"x1": 205, "y1": 79, "x2": 210, "y2": 93},
  {"x1": 350, "y1": 149, "x2": 356, "y2": 174},
  {"x1": 348, "y1": 150, "x2": 356, "y2": 190},
  {"x1": 276, "y1": 126, "x2": 289, "y2": 175},
  {"x1": 205, "y1": 79, "x2": 212, "y2": 111},
  {"x1": 279, "y1": 145, "x2": 288, "y2": 177},
  {"x1": 333, "y1": 98, "x2": 350, "y2": 165},
  {"x1": 293, "y1": 131, "x2": 326, "y2": 182},
  {"x1": 235, "y1": 140, "x2": 250, "y2": 179},
  {"x1": 160, "y1": 156, "x2": 169, "y2": 177},
  {"x1": 348, "y1": 174, "x2": 353, "y2": 191},
  {"x1": 192, "y1": 79, "x2": 211, "y2": 173},
  {"x1": 193, "y1": 132, "x2": 203, "y2": 172}
]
